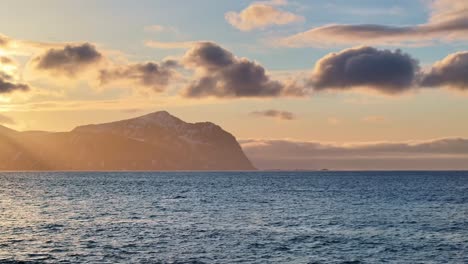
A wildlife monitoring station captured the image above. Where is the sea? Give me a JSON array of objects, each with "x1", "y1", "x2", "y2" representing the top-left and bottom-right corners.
[{"x1": 0, "y1": 171, "x2": 467, "y2": 263}]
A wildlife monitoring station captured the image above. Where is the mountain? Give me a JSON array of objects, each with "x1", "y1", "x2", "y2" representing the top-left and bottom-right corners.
[{"x1": 0, "y1": 111, "x2": 255, "y2": 171}]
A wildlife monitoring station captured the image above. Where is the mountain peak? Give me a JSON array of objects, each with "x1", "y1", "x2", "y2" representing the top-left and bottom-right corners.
[
  {"x1": 136, "y1": 111, "x2": 185, "y2": 128},
  {"x1": 146, "y1": 110, "x2": 171, "y2": 117},
  {"x1": 141, "y1": 110, "x2": 178, "y2": 120}
]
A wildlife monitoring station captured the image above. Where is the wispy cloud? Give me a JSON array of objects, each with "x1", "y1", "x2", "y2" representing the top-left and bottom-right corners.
[
  {"x1": 279, "y1": 0, "x2": 468, "y2": 47},
  {"x1": 99, "y1": 60, "x2": 180, "y2": 92},
  {"x1": 225, "y1": 1, "x2": 304, "y2": 31},
  {"x1": 327, "y1": 117, "x2": 340, "y2": 126},
  {"x1": 362, "y1": 116, "x2": 386, "y2": 123},
  {"x1": 250, "y1": 109, "x2": 296, "y2": 120},
  {"x1": 144, "y1": 25, "x2": 180, "y2": 34},
  {"x1": 144, "y1": 40, "x2": 195, "y2": 49},
  {"x1": 336, "y1": 6, "x2": 404, "y2": 16}
]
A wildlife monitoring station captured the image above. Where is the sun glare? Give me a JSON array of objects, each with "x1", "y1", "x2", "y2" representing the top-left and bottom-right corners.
[
  {"x1": 0, "y1": 64, "x2": 16, "y2": 76},
  {"x1": 0, "y1": 96, "x2": 12, "y2": 103}
]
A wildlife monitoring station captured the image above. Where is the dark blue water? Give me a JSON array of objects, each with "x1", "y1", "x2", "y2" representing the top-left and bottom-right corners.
[{"x1": 0, "y1": 171, "x2": 467, "y2": 263}]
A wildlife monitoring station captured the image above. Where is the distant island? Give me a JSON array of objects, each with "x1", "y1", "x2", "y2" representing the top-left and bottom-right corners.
[{"x1": 0, "y1": 111, "x2": 255, "y2": 171}]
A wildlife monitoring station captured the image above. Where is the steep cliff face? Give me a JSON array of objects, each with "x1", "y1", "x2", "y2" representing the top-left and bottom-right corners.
[{"x1": 0, "y1": 111, "x2": 255, "y2": 171}]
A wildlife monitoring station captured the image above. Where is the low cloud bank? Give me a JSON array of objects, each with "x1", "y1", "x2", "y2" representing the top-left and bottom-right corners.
[{"x1": 240, "y1": 138, "x2": 468, "y2": 170}]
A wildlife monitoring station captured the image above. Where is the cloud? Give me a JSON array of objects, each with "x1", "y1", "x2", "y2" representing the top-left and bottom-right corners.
[
  {"x1": 240, "y1": 138, "x2": 468, "y2": 170},
  {"x1": 0, "y1": 56, "x2": 14, "y2": 65},
  {"x1": 18, "y1": 37, "x2": 180, "y2": 92},
  {"x1": 362, "y1": 115, "x2": 386, "y2": 123},
  {"x1": 183, "y1": 42, "x2": 236, "y2": 69},
  {"x1": 251, "y1": 109, "x2": 295, "y2": 120},
  {"x1": 0, "y1": 56, "x2": 30, "y2": 94},
  {"x1": 0, "y1": 114, "x2": 15, "y2": 125},
  {"x1": 31, "y1": 43, "x2": 103, "y2": 77},
  {"x1": 279, "y1": 0, "x2": 468, "y2": 47},
  {"x1": 256, "y1": 0, "x2": 288, "y2": 6},
  {"x1": 0, "y1": 77, "x2": 29, "y2": 94},
  {"x1": 144, "y1": 25, "x2": 179, "y2": 33},
  {"x1": 181, "y1": 42, "x2": 305, "y2": 98},
  {"x1": 145, "y1": 40, "x2": 195, "y2": 49},
  {"x1": 0, "y1": 34, "x2": 10, "y2": 47},
  {"x1": 310, "y1": 46, "x2": 420, "y2": 94},
  {"x1": 99, "y1": 60, "x2": 179, "y2": 92},
  {"x1": 341, "y1": 6, "x2": 404, "y2": 16},
  {"x1": 144, "y1": 25, "x2": 167, "y2": 32},
  {"x1": 225, "y1": 2, "x2": 304, "y2": 31},
  {"x1": 327, "y1": 117, "x2": 340, "y2": 125},
  {"x1": 420, "y1": 51, "x2": 468, "y2": 90}
]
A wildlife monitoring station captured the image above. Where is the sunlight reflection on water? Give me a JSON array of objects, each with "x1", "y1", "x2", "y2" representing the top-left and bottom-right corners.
[{"x1": 0, "y1": 171, "x2": 467, "y2": 263}]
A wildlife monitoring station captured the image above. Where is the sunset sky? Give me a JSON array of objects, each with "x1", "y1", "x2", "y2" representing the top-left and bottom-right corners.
[{"x1": 1, "y1": 0, "x2": 468, "y2": 169}]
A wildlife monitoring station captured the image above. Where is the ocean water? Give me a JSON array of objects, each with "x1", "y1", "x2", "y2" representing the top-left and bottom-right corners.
[{"x1": 0, "y1": 171, "x2": 467, "y2": 263}]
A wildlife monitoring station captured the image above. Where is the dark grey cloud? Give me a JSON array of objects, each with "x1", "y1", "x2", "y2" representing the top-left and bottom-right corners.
[
  {"x1": 0, "y1": 77, "x2": 29, "y2": 94},
  {"x1": 311, "y1": 46, "x2": 420, "y2": 94},
  {"x1": 99, "y1": 61, "x2": 178, "y2": 92},
  {"x1": 421, "y1": 51, "x2": 468, "y2": 90},
  {"x1": 0, "y1": 57, "x2": 30, "y2": 94},
  {"x1": 32, "y1": 43, "x2": 103, "y2": 77},
  {"x1": 182, "y1": 42, "x2": 304, "y2": 98},
  {"x1": 184, "y1": 42, "x2": 235, "y2": 70},
  {"x1": 184, "y1": 59, "x2": 284, "y2": 97},
  {"x1": 251, "y1": 109, "x2": 296, "y2": 120},
  {"x1": 240, "y1": 138, "x2": 468, "y2": 170}
]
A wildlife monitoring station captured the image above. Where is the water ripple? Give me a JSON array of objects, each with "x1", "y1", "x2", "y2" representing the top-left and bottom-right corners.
[{"x1": 0, "y1": 171, "x2": 467, "y2": 263}]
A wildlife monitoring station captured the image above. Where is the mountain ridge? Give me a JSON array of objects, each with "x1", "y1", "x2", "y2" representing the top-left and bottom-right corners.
[{"x1": 0, "y1": 111, "x2": 256, "y2": 171}]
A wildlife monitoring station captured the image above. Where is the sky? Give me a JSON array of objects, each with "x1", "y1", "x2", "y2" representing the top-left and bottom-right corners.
[{"x1": 1, "y1": 0, "x2": 468, "y2": 169}]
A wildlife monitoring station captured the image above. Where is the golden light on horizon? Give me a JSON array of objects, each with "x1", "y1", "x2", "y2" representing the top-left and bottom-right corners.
[{"x1": 0, "y1": 1, "x2": 467, "y2": 263}]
